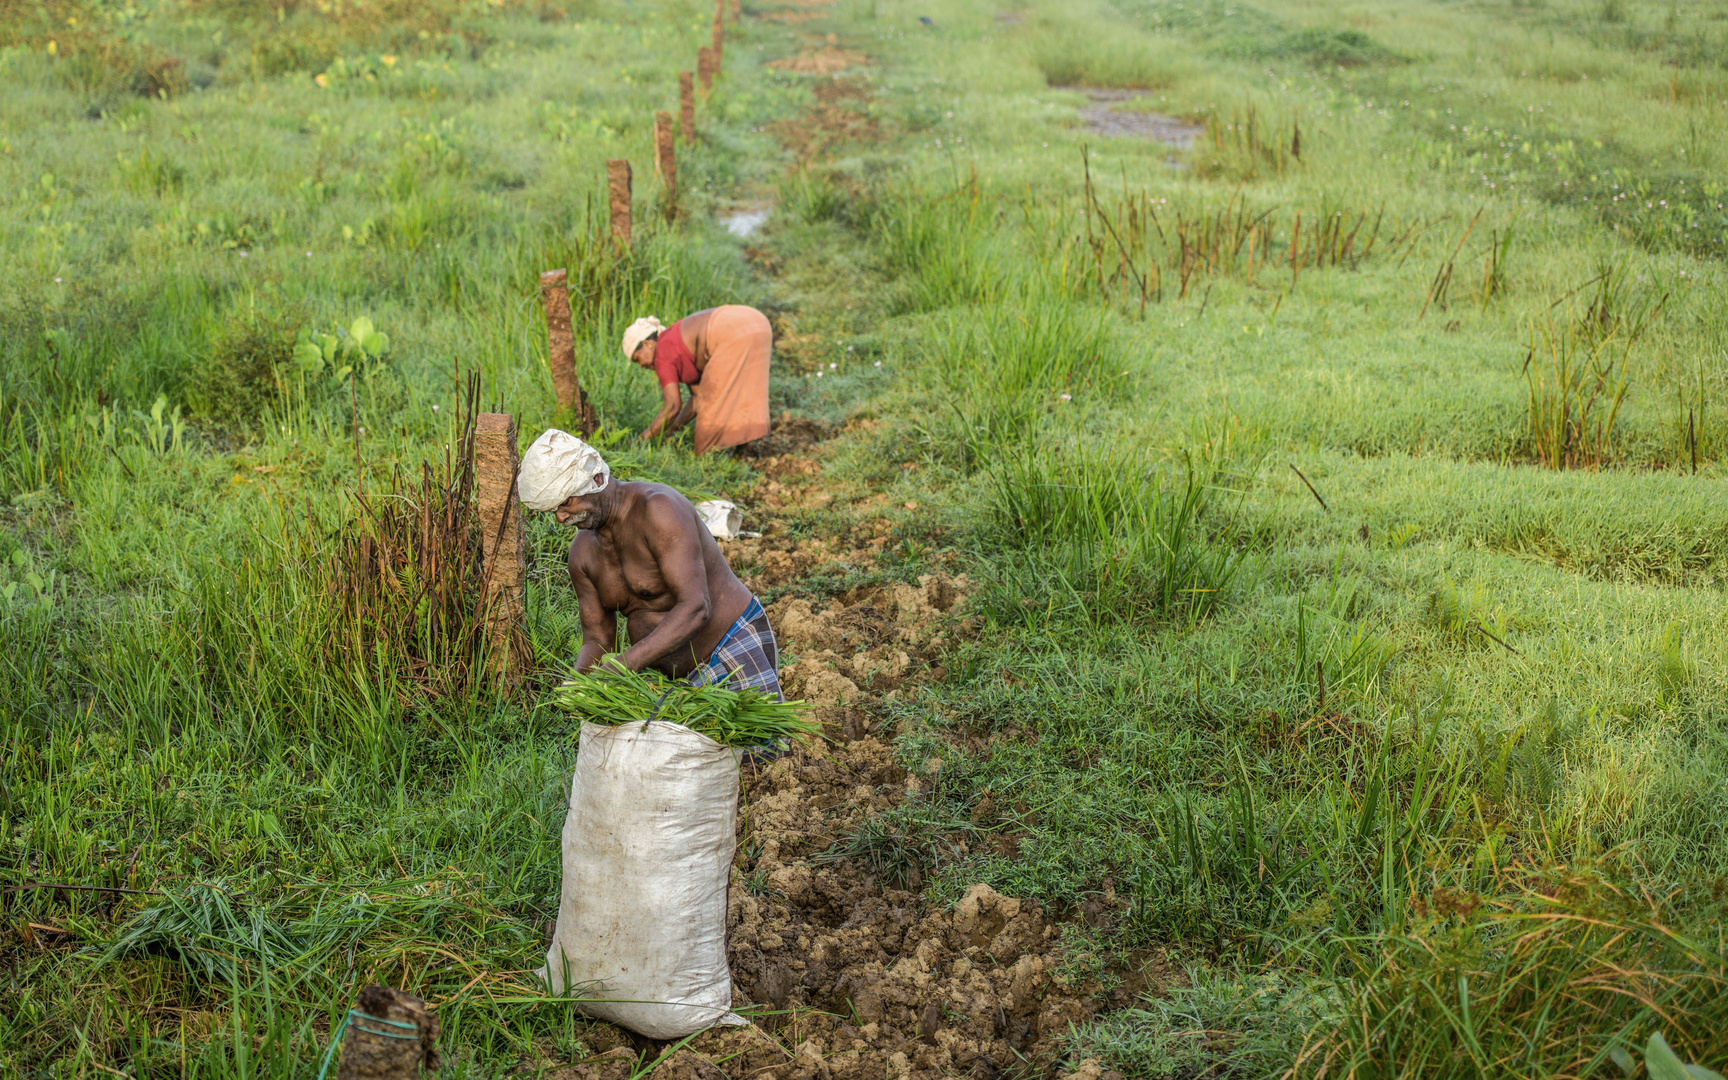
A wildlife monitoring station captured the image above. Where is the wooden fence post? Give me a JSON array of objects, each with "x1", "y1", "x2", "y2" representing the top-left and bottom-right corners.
[
  {"x1": 729, "y1": 0, "x2": 739, "y2": 21},
  {"x1": 679, "y1": 71, "x2": 695, "y2": 143},
  {"x1": 333, "y1": 987, "x2": 440, "y2": 1080},
  {"x1": 711, "y1": 4, "x2": 724, "y2": 72},
  {"x1": 607, "y1": 159, "x2": 632, "y2": 247},
  {"x1": 475, "y1": 412, "x2": 528, "y2": 689},
  {"x1": 654, "y1": 111, "x2": 677, "y2": 213},
  {"x1": 698, "y1": 46, "x2": 714, "y2": 92},
  {"x1": 539, "y1": 269, "x2": 598, "y2": 435}
]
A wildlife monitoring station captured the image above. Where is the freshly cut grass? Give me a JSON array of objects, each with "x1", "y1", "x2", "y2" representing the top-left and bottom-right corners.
[{"x1": 554, "y1": 658, "x2": 817, "y2": 748}]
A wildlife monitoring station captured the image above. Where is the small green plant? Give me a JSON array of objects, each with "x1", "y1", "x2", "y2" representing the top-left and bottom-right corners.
[
  {"x1": 293, "y1": 315, "x2": 392, "y2": 389},
  {"x1": 1641, "y1": 1031, "x2": 1725, "y2": 1080},
  {"x1": 985, "y1": 440, "x2": 1245, "y2": 625},
  {"x1": 0, "y1": 550, "x2": 56, "y2": 619},
  {"x1": 134, "y1": 393, "x2": 186, "y2": 455}
]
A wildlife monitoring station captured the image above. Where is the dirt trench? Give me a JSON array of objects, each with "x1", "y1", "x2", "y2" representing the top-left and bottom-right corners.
[
  {"x1": 522, "y1": 33, "x2": 1129, "y2": 1077},
  {"x1": 529, "y1": 425, "x2": 1130, "y2": 1080}
]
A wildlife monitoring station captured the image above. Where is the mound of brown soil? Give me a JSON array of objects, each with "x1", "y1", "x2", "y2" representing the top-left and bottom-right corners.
[
  {"x1": 734, "y1": 418, "x2": 836, "y2": 459},
  {"x1": 767, "y1": 46, "x2": 869, "y2": 75}
]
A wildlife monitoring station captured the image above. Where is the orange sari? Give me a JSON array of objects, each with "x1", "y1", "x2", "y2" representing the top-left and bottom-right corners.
[{"x1": 692, "y1": 305, "x2": 772, "y2": 454}]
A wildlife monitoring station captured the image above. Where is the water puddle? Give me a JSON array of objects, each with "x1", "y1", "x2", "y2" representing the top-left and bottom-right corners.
[
  {"x1": 1068, "y1": 88, "x2": 1204, "y2": 149},
  {"x1": 722, "y1": 207, "x2": 772, "y2": 238}
]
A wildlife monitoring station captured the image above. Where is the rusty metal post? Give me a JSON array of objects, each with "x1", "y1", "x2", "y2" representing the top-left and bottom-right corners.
[
  {"x1": 698, "y1": 46, "x2": 714, "y2": 92},
  {"x1": 679, "y1": 71, "x2": 695, "y2": 143},
  {"x1": 607, "y1": 159, "x2": 632, "y2": 247},
  {"x1": 475, "y1": 412, "x2": 528, "y2": 689},
  {"x1": 654, "y1": 111, "x2": 676, "y2": 212}
]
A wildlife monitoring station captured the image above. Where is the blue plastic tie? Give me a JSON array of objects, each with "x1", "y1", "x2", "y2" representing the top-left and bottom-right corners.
[{"x1": 315, "y1": 1008, "x2": 421, "y2": 1080}]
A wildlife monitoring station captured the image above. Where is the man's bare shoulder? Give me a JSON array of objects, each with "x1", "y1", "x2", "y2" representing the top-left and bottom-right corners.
[
  {"x1": 628, "y1": 483, "x2": 700, "y2": 529},
  {"x1": 566, "y1": 529, "x2": 601, "y2": 573}
]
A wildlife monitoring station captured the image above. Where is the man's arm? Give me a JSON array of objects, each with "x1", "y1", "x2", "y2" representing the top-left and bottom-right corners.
[
  {"x1": 569, "y1": 535, "x2": 617, "y2": 672},
  {"x1": 641, "y1": 381, "x2": 684, "y2": 441},
  {"x1": 616, "y1": 493, "x2": 712, "y2": 672}
]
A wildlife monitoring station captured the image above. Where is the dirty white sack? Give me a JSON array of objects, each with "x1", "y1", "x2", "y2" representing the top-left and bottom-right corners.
[
  {"x1": 539, "y1": 721, "x2": 746, "y2": 1039},
  {"x1": 693, "y1": 499, "x2": 743, "y2": 540}
]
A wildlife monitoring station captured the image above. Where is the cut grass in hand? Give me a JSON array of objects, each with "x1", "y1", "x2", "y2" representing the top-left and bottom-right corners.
[{"x1": 553, "y1": 657, "x2": 818, "y2": 748}]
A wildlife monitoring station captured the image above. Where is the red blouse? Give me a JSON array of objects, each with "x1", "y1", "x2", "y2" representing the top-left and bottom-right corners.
[{"x1": 652, "y1": 322, "x2": 700, "y2": 387}]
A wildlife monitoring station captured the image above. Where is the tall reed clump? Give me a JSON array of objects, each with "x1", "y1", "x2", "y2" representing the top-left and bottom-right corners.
[
  {"x1": 323, "y1": 374, "x2": 516, "y2": 705},
  {"x1": 862, "y1": 174, "x2": 1032, "y2": 313},
  {"x1": 1073, "y1": 153, "x2": 1409, "y2": 309},
  {"x1": 913, "y1": 302, "x2": 1112, "y2": 472},
  {"x1": 1193, "y1": 102, "x2": 1299, "y2": 182},
  {"x1": 1522, "y1": 314, "x2": 1634, "y2": 469},
  {"x1": 983, "y1": 441, "x2": 1243, "y2": 625},
  {"x1": 1300, "y1": 867, "x2": 1728, "y2": 1078}
]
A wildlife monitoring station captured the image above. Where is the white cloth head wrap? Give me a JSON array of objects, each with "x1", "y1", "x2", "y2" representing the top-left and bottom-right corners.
[
  {"x1": 517, "y1": 429, "x2": 610, "y2": 512},
  {"x1": 621, "y1": 316, "x2": 665, "y2": 359}
]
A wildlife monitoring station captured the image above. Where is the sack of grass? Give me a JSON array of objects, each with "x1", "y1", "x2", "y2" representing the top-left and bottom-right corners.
[{"x1": 538, "y1": 660, "x2": 815, "y2": 1039}]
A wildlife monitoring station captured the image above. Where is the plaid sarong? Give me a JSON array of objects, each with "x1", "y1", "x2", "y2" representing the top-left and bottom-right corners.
[{"x1": 688, "y1": 596, "x2": 783, "y2": 701}]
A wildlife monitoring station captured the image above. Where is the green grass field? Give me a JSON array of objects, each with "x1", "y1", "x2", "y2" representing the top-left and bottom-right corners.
[{"x1": 4, "y1": 0, "x2": 1728, "y2": 1075}]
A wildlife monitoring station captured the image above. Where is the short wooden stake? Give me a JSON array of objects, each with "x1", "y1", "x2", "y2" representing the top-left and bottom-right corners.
[
  {"x1": 698, "y1": 46, "x2": 714, "y2": 92},
  {"x1": 711, "y1": 9, "x2": 724, "y2": 72},
  {"x1": 730, "y1": 0, "x2": 739, "y2": 21},
  {"x1": 654, "y1": 111, "x2": 677, "y2": 211},
  {"x1": 607, "y1": 159, "x2": 632, "y2": 247},
  {"x1": 679, "y1": 71, "x2": 695, "y2": 143},
  {"x1": 539, "y1": 270, "x2": 598, "y2": 435},
  {"x1": 475, "y1": 412, "x2": 528, "y2": 689},
  {"x1": 333, "y1": 987, "x2": 440, "y2": 1080}
]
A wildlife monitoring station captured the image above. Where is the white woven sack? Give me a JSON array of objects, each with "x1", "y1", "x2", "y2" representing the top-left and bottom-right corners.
[{"x1": 539, "y1": 721, "x2": 746, "y2": 1039}]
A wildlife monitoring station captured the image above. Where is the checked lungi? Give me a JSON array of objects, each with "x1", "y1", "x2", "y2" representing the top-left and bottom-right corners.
[{"x1": 687, "y1": 596, "x2": 783, "y2": 701}]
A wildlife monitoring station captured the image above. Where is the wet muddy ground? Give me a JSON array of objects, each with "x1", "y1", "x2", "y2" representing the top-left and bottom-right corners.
[{"x1": 1067, "y1": 88, "x2": 1204, "y2": 149}]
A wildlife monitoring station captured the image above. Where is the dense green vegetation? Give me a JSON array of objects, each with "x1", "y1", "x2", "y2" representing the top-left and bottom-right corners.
[{"x1": 4, "y1": 0, "x2": 1728, "y2": 1075}]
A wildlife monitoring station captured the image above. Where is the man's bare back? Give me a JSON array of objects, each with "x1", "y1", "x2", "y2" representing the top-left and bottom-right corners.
[{"x1": 560, "y1": 479, "x2": 753, "y2": 679}]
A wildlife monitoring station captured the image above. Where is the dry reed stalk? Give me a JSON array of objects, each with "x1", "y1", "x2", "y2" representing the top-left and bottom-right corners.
[
  {"x1": 326, "y1": 373, "x2": 499, "y2": 704},
  {"x1": 1418, "y1": 207, "x2": 1483, "y2": 321}
]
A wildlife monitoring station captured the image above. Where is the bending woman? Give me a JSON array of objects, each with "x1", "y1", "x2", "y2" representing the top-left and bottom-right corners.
[{"x1": 622, "y1": 305, "x2": 772, "y2": 454}]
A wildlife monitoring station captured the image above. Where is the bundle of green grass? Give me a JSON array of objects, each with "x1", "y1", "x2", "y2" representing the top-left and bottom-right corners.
[{"x1": 553, "y1": 658, "x2": 818, "y2": 748}]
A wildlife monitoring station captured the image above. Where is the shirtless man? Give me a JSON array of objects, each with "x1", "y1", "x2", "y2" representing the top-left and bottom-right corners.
[{"x1": 515, "y1": 428, "x2": 781, "y2": 697}]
